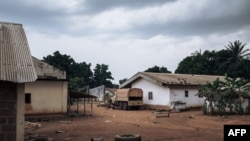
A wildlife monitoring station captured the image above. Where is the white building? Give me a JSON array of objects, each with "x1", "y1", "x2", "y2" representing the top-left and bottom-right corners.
[{"x1": 120, "y1": 72, "x2": 225, "y2": 110}]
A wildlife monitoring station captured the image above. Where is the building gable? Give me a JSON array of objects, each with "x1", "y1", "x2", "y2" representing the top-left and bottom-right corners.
[{"x1": 32, "y1": 57, "x2": 66, "y2": 80}]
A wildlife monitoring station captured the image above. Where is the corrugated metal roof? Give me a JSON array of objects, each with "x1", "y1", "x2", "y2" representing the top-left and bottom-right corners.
[
  {"x1": 120, "y1": 72, "x2": 225, "y2": 88},
  {"x1": 0, "y1": 22, "x2": 37, "y2": 83},
  {"x1": 32, "y1": 56, "x2": 66, "y2": 80}
]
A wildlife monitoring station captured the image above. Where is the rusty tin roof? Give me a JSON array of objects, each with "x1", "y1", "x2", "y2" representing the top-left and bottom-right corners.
[{"x1": 120, "y1": 72, "x2": 225, "y2": 88}]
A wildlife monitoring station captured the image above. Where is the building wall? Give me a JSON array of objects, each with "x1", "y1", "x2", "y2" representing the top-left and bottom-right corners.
[
  {"x1": 89, "y1": 85, "x2": 105, "y2": 101},
  {"x1": 242, "y1": 98, "x2": 250, "y2": 110},
  {"x1": 25, "y1": 80, "x2": 68, "y2": 115},
  {"x1": 16, "y1": 83, "x2": 25, "y2": 141},
  {"x1": 170, "y1": 88, "x2": 205, "y2": 107},
  {"x1": 131, "y1": 78, "x2": 205, "y2": 109},
  {"x1": 0, "y1": 81, "x2": 25, "y2": 141},
  {"x1": 131, "y1": 78, "x2": 171, "y2": 107}
]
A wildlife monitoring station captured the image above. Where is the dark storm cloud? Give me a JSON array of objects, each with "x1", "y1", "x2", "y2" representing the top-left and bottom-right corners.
[
  {"x1": 0, "y1": 0, "x2": 71, "y2": 34},
  {"x1": 80, "y1": 0, "x2": 174, "y2": 14},
  {"x1": 0, "y1": 0, "x2": 249, "y2": 38},
  {"x1": 125, "y1": 0, "x2": 250, "y2": 38},
  {"x1": 133, "y1": 13, "x2": 250, "y2": 38},
  {"x1": 0, "y1": 0, "x2": 174, "y2": 35}
]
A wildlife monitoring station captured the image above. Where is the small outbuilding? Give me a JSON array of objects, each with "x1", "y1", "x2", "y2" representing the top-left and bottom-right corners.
[{"x1": 25, "y1": 57, "x2": 68, "y2": 115}]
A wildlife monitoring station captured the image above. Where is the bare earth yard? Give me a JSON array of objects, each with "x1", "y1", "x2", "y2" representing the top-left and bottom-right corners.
[{"x1": 25, "y1": 103, "x2": 250, "y2": 141}]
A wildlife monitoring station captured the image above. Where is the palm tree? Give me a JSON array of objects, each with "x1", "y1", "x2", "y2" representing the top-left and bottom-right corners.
[{"x1": 225, "y1": 40, "x2": 250, "y2": 63}]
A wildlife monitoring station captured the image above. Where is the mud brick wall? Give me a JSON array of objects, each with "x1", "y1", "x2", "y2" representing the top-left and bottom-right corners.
[{"x1": 0, "y1": 81, "x2": 17, "y2": 141}]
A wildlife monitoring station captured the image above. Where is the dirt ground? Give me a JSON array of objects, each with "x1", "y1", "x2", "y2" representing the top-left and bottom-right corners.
[{"x1": 25, "y1": 102, "x2": 250, "y2": 141}]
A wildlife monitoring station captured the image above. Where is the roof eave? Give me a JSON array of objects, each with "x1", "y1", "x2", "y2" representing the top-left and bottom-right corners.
[{"x1": 119, "y1": 72, "x2": 164, "y2": 88}]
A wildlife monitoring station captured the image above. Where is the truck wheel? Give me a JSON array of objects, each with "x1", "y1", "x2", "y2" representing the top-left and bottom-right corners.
[
  {"x1": 109, "y1": 103, "x2": 115, "y2": 109},
  {"x1": 122, "y1": 103, "x2": 127, "y2": 110},
  {"x1": 114, "y1": 134, "x2": 141, "y2": 141},
  {"x1": 134, "y1": 106, "x2": 140, "y2": 110}
]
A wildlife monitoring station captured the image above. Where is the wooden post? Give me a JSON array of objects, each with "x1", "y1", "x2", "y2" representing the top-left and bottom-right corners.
[
  {"x1": 77, "y1": 98, "x2": 79, "y2": 113},
  {"x1": 91, "y1": 98, "x2": 93, "y2": 116},
  {"x1": 68, "y1": 95, "x2": 71, "y2": 117},
  {"x1": 84, "y1": 98, "x2": 86, "y2": 116}
]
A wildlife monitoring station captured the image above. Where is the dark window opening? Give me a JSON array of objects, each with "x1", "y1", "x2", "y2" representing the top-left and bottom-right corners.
[
  {"x1": 129, "y1": 97, "x2": 142, "y2": 101},
  {"x1": 148, "y1": 91, "x2": 153, "y2": 100},
  {"x1": 25, "y1": 93, "x2": 31, "y2": 104},
  {"x1": 185, "y1": 90, "x2": 188, "y2": 98}
]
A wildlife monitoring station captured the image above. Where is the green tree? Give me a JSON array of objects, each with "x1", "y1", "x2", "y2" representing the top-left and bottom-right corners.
[
  {"x1": 198, "y1": 75, "x2": 250, "y2": 115},
  {"x1": 175, "y1": 56, "x2": 193, "y2": 74},
  {"x1": 43, "y1": 51, "x2": 94, "y2": 90},
  {"x1": 175, "y1": 50, "x2": 209, "y2": 74},
  {"x1": 112, "y1": 84, "x2": 119, "y2": 88},
  {"x1": 71, "y1": 62, "x2": 93, "y2": 87},
  {"x1": 225, "y1": 40, "x2": 249, "y2": 63},
  {"x1": 213, "y1": 49, "x2": 231, "y2": 75},
  {"x1": 119, "y1": 78, "x2": 128, "y2": 85},
  {"x1": 42, "y1": 51, "x2": 117, "y2": 90},
  {"x1": 198, "y1": 78, "x2": 222, "y2": 115},
  {"x1": 69, "y1": 77, "x2": 86, "y2": 91},
  {"x1": 224, "y1": 40, "x2": 250, "y2": 78},
  {"x1": 145, "y1": 65, "x2": 171, "y2": 73},
  {"x1": 220, "y1": 76, "x2": 250, "y2": 114},
  {"x1": 93, "y1": 64, "x2": 114, "y2": 88},
  {"x1": 238, "y1": 60, "x2": 250, "y2": 79},
  {"x1": 43, "y1": 51, "x2": 75, "y2": 79},
  {"x1": 175, "y1": 40, "x2": 250, "y2": 80}
]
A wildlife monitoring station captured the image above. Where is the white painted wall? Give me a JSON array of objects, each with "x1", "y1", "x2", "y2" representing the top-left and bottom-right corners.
[
  {"x1": 25, "y1": 80, "x2": 68, "y2": 114},
  {"x1": 170, "y1": 88, "x2": 205, "y2": 107},
  {"x1": 131, "y1": 78, "x2": 205, "y2": 108},
  {"x1": 132, "y1": 78, "x2": 171, "y2": 106},
  {"x1": 242, "y1": 98, "x2": 249, "y2": 110},
  {"x1": 206, "y1": 98, "x2": 250, "y2": 112}
]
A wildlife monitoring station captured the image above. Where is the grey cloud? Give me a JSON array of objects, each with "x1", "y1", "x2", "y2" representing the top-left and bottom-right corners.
[
  {"x1": 80, "y1": 0, "x2": 174, "y2": 14},
  {"x1": 0, "y1": 0, "x2": 249, "y2": 38},
  {"x1": 0, "y1": 0, "x2": 70, "y2": 34},
  {"x1": 125, "y1": 0, "x2": 250, "y2": 38},
  {"x1": 68, "y1": 0, "x2": 250, "y2": 38},
  {"x1": 132, "y1": 15, "x2": 250, "y2": 38}
]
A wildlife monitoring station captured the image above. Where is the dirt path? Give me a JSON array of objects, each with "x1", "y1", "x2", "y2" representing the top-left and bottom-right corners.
[{"x1": 25, "y1": 103, "x2": 250, "y2": 141}]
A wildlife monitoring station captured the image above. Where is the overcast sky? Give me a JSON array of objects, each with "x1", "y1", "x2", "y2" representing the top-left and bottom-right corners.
[{"x1": 1, "y1": 0, "x2": 250, "y2": 84}]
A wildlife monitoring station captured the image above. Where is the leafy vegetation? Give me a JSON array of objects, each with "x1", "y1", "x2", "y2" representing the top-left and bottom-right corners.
[
  {"x1": 144, "y1": 65, "x2": 172, "y2": 73},
  {"x1": 198, "y1": 75, "x2": 250, "y2": 115},
  {"x1": 175, "y1": 40, "x2": 250, "y2": 80},
  {"x1": 43, "y1": 51, "x2": 114, "y2": 90},
  {"x1": 42, "y1": 40, "x2": 250, "y2": 100}
]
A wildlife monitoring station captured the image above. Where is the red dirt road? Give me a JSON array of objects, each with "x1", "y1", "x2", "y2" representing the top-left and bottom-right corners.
[{"x1": 25, "y1": 103, "x2": 250, "y2": 141}]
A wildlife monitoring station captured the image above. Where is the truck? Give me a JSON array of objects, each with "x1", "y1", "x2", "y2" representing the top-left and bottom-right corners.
[{"x1": 108, "y1": 88, "x2": 143, "y2": 110}]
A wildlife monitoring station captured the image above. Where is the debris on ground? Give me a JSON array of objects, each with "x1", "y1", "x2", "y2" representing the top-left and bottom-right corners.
[
  {"x1": 24, "y1": 133, "x2": 55, "y2": 141},
  {"x1": 55, "y1": 130, "x2": 65, "y2": 134},
  {"x1": 59, "y1": 120, "x2": 72, "y2": 124},
  {"x1": 24, "y1": 121, "x2": 42, "y2": 129}
]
